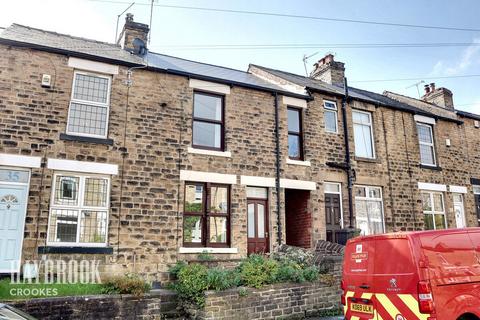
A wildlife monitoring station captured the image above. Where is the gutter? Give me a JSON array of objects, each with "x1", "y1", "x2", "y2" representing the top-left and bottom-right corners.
[{"x1": 273, "y1": 92, "x2": 282, "y2": 245}]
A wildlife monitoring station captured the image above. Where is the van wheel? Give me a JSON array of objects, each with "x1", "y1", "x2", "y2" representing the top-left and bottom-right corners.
[{"x1": 458, "y1": 313, "x2": 480, "y2": 320}]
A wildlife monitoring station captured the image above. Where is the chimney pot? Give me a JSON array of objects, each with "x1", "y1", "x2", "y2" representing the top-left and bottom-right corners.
[
  {"x1": 430, "y1": 82, "x2": 436, "y2": 92},
  {"x1": 424, "y1": 84, "x2": 431, "y2": 94},
  {"x1": 310, "y1": 53, "x2": 345, "y2": 86}
]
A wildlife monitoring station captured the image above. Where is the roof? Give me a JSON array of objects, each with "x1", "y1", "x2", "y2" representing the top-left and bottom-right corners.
[
  {"x1": 251, "y1": 64, "x2": 468, "y2": 122},
  {"x1": 0, "y1": 24, "x2": 307, "y2": 99},
  {"x1": 250, "y1": 64, "x2": 456, "y2": 120},
  {"x1": 0, "y1": 24, "x2": 144, "y2": 65},
  {"x1": 384, "y1": 91, "x2": 458, "y2": 122},
  {"x1": 457, "y1": 110, "x2": 480, "y2": 121}
]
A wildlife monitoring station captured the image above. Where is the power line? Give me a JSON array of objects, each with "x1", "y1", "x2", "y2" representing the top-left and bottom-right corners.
[
  {"x1": 350, "y1": 74, "x2": 480, "y2": 83},
  {"x1": 85, "y1": 0, "x2": 480, "y2": 32}
]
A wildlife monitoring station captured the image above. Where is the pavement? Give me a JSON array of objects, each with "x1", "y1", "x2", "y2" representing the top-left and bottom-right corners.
[{"x1": 307, "y1": 317, "x2": 344, "y2": 320}]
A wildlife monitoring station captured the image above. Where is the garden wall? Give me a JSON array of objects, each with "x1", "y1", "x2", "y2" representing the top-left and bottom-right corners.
[
  {"x1": 8, "y1": 289, "x2": 182, "y2": 320},
  {"x1": 198, "y1": 281, "x2": 341, "y2": 320}
]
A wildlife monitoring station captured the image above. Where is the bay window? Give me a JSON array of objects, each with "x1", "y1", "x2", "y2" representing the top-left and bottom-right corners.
[
  {"x1": 48, "y1": 173, "x2": 109, "y2": 246},
  {"x1": 183, "y1": 183, "x2": 230, "y2": 247}
]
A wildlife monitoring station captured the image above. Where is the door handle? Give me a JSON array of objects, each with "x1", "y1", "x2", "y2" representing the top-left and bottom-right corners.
[
  {"x1": 359, "y1": 284, "x2": 370, "y2": 289},
  {"x1": 265, "y1": 232, "x2": 269, "y2": 237}
]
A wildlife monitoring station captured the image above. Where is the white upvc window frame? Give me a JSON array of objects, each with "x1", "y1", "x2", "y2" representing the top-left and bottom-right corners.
[
  {"x1": 352, "y1": 110, "x2": 376, "y2": 159},
  {"x1": 417, "y1": 122, "x2": 437, "y2": 167},
  {"x1": 323, "y1": 100, "x2": 338, "y2": 133},
  {"x1": 47, "y1": 172, "x2": 110, "y2": 247},
  {"x1": 474, "y1": 185, "x2": 480, "y2": 195},
  {"x1": 66, "y1": 70, "x2": 112, "y2": 139},
  {"x1": 354, "y1": 185, "x2": 385, "y2": 235},
  {"x1": 421, "y1": 191, "x2": 447, "y2": 230}
]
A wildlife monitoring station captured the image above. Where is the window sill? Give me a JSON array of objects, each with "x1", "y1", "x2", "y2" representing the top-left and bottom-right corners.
[
  {"x1": 38, "y1": 246, "x2": 113, "y2": 254},
  {"x1": 178, "y1": 247, "x2": 238, "y2": 254},
  {"x1": 354, "y1": 156, "x2": 379, "y2": 163},
  {"x1": 60, "y1": 133, "x2": 114, "y2": 146},
  {"x1": 420, "y1": 164, "x2": 442, "y2": 171},
  {"x1": 187, "y1": 147, "x2": 231, "y2": 158},
  {"x1": 286, "y1": 158, "x2": 311, "y2": 167}
]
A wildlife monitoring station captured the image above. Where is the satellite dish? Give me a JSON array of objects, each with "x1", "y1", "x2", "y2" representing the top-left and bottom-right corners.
[{"x1": 132, "y1": 38, "x2": 147, "y2": 55}]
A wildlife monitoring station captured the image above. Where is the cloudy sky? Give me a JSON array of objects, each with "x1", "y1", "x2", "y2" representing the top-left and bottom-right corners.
[{"x1": 1, "y1": 0, "x2": 479, "y2": 113}]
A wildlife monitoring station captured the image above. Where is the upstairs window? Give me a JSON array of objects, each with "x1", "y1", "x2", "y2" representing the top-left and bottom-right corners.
[
  {"x1": 192, "y1": 92, "x2": 225, "y2": 151},
  {"x1": 324, "y1": 100, "x2": 338, "y2": 133},
  {"x1": 183, "y1": 183, "x2": 230, "y2": 247},
  {"x1": 417, "y1": 123, "x2": 436, "y2": 166},
  {"x1": 48, "y1": 174, "x2": 110, "y2": 246},
  {"x1": 352, "y1": 110, "x2": 375, "y2": 159},
  {"x1": 287, "y1": 107, "x2": 304, "y2": 160},
  {"x1": 67, "y1": 71, "x2": 111, "y2": 138}
]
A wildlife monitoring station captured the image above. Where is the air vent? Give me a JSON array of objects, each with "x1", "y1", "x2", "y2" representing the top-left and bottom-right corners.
[{"x1": 474, "y1": 120, "x2": 480, "y2": 128}]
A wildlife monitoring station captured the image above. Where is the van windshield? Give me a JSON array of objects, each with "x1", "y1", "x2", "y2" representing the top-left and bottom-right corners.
[{"x1": 374, "y1": 238, "x2": 415, "y2": 274}]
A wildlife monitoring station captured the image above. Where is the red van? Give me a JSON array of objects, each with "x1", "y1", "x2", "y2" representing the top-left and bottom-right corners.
[{"x1": 342, "y1": 228, "x2": 480, "y2": 320}]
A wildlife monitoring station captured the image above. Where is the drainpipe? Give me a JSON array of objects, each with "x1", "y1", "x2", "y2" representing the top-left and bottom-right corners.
[
  {"x1": 341, "y1": 78, "x2": 354, "y2": 228},
  {"x1": 274, "y1": 92, "x2": 282, "y2": 245}
]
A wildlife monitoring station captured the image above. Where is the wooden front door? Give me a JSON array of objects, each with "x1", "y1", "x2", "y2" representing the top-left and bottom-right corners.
[
  {"x1": 247, "y1": 199, "x2": 269, "y2": 254},
  {"x1": 476, "y1": 194, "x2": 480, "y2": 226},
  {"x1": 325, "y1": 193, "x2": 342, "y2": 243}
]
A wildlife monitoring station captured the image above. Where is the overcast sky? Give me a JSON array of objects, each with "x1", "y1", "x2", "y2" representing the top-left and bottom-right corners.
[{"x1": 1, "y1": 0, "x2": 479, "y2": 113}]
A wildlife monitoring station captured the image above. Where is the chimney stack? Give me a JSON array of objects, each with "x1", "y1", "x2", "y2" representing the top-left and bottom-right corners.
[
  {"x1": 310, "y1": 54, "x2": 345, "y2": 87},
  {"x1": 421, "y1": 82, "x2": 454, "y2": 110},
  {"x1": 118, "y1": 13, "x2": 149, "y2": 54}
]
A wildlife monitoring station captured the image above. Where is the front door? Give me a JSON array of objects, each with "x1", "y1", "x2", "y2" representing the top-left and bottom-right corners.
[
  {"x1": 0, "y1": 169, "x2": 30, "y2": 273},
  {"x1": 247, "y1": 199, "x2": 269, "y2": 254},
  {"x1": 325, "y1": 192, "x2": 342, "y2": 243},
  {"x1": 453, "y1": 193, "x2": 466, "y2": 228}
]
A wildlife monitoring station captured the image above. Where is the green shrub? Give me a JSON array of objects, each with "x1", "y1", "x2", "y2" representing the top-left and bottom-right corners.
[
  {"x1": 168, "y1": 261, "x2": 187, "y2": 280},
  {"x1": 197, "y1": 251, "x2": 214, "y2": 261},
  {"x1": 101, "y1": 273, "x2": 151, "y2": 297},
  {"x1": 302, "y1": 266, "x2": 320, "y2": 282},
  {"x1": 206, "y1": 268, "x2": 239, "y2": 291},
  {"x1": 238, "y1": 254, "x2": 279, "y2": 288},
  {"x1": 174, "y1": 263, "x2": 209, "y2": 307}
]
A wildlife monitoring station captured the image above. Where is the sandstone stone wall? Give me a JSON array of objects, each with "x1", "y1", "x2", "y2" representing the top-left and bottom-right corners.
[{"x1": 8, "y1": 290, "x2": 181, "y2": 320}]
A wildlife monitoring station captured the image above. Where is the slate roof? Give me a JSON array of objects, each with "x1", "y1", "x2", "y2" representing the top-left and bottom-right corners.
[
  {"x1": 0, "y1": 24, "x2": 306, "y2": 98},
  {"x1": 250, "y1": 64, "x2": 471, "y2": 123}
]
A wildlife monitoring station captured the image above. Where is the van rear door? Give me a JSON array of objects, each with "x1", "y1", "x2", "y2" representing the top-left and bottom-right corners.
[
  {"x1": 343, "y1": 237, "x2": 376, "y2": 320},
  {"x1": 372, "y1": 235, "x2": 423, "y2": 320}
]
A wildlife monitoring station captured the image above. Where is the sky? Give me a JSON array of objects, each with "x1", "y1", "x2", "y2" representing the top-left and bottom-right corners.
[{"x1": 1, "y1": 0, "x2": 480, "y2": 113}]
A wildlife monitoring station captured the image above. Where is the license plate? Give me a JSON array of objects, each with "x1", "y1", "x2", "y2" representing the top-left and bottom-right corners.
[{"x1": 350, "y1": 302, "x2": 373, "y2": 314}]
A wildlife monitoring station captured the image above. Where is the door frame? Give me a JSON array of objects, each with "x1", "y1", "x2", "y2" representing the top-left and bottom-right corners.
[
  {"x1": 0, "y1": 166, "x2": 31, "y2": 273},
  {"x1": 246, "y1": 197, "x2": 270, "y2": 254},
  {"x1": 453, "y1": 193, "x2": 466, "y2": 228},
  {"x1": 324, "y1": 182, "x2": 344, "y2": 228}
]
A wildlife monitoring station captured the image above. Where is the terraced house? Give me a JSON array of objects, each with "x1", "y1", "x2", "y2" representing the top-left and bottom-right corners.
[{"x1": 0, "y1": 15, "x2": 479, "y2": 281}]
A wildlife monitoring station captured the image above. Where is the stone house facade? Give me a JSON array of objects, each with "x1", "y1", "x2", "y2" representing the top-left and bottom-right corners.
[{"x1": 0, "y1": 16, "x2": 479, "y2": 281}]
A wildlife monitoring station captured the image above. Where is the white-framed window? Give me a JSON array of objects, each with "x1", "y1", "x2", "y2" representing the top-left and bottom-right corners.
[
  {"x1": 66, "y1": 71, "x2": 111, "y2": 138},
  {"x1": 354, "y1": 185, "x2": 384, "y2": 235},
  {"x1": 421, "y1": 191, "x2": 446, "y2": 230},
  {"x1": 352, "y1": 110, "x2": 375, "y2": 159},
  {"x1": 323, "y1": 100, "x2": 338, "y2": 133},
  {"x1": 417, "y1": 123, "x2": 436, "y2": 166},
  {"x1": 474, "y1": 185, "x2": 480, "y2": 194},
  {"x1": 47, "y1": 173, "x2": 110, "y2": 246}
]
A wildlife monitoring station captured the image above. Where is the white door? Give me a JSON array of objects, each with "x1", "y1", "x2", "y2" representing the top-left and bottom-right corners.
[
  {"x1": 453, "y1": 194, "x2": 466, "y2": 228},
  {"x1": 0, "y1": 169, "x2": 30, "y2": 273}
]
